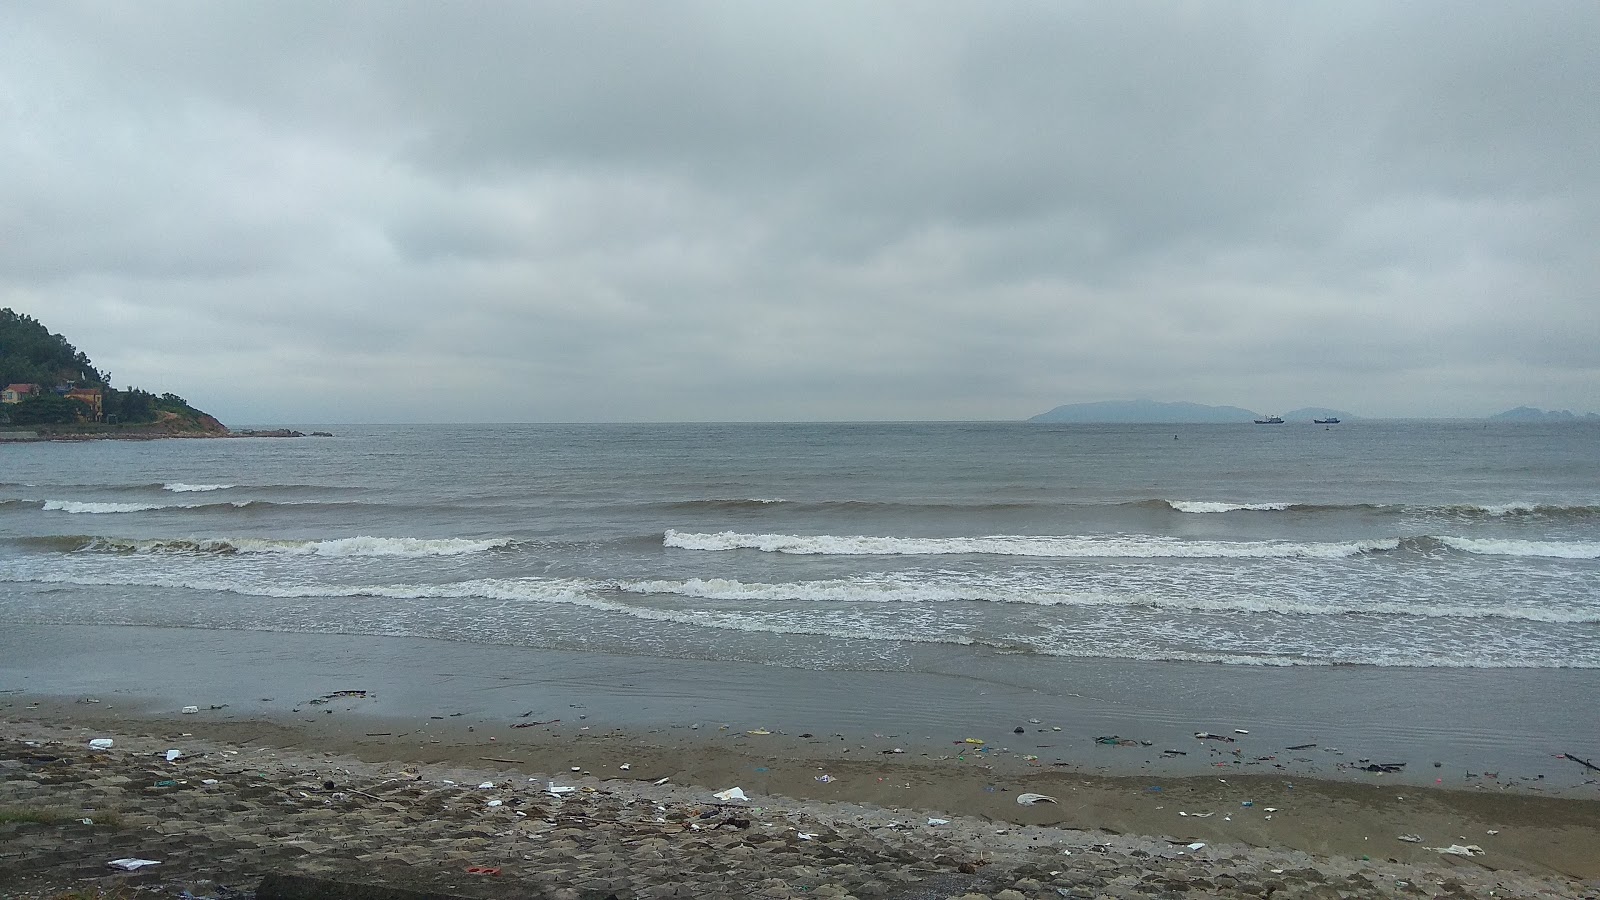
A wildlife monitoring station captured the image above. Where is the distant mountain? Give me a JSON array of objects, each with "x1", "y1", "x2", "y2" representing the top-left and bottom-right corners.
[
  {"x1": 1489, "y1": 406, "x2": 1600, "y2": 422},
  {"x1": 1028, "y1": 399, "x2": 1259, "y2": 424},
  {"x1": 1283, "y1": 407, "x2": 1357, "y2": 422}
]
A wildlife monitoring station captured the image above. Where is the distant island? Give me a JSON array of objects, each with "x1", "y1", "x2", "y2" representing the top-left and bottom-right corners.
[
  {"x1": 1028, "y1": 399, "x2": 1356, "y2": 424},
  {"x1": 1489, "y1": 406, "x2": 1600, "y2": 422},
  {"x1": 0, "y1": 308, "x2": 227, "y2": 439}
]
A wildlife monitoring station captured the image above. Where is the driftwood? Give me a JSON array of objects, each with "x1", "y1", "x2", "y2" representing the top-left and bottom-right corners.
[{"x1": 1561, "y1": 752, "x2": 1600, "y2": 772}]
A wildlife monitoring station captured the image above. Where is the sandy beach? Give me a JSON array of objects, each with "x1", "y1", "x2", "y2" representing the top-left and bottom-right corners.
[{"x1": 4, "y1": 688, "x2": 1600, "y2": 899}]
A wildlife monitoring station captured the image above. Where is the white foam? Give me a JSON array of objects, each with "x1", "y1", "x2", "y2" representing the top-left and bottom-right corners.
[
  {"x1": 163, "y1": 483, "x2": 235, "y2": 493},
  {"x1": 83, "y1": 535, "x2": 513, "y2": 557},
  {"x1": 617, "y1": 576, "x2": 1600, "y2": 623},
  {"x1": 1437, "y1": 536, "x2": 1600, "y2": 559},
  {"x1": 663, "y1": 529, "x2": 1396, "y2": 559},
  {"x1": 42, "y1": 500, "x2": 171, "y2": 514},
  {"x1": 1168, "y1": 501, "x2": 1293, "y2": 513}
]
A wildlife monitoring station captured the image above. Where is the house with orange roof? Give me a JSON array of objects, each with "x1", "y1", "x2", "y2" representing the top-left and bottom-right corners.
[
  {"x1": 64, "y1": 387, "x2": 103, "y2": 420},
  {"x1": 1, "y1": 383, "x2": 39, "y2": 404}
]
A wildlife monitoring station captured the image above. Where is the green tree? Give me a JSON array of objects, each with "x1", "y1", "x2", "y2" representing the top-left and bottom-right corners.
[{"x1": 8, "y1": 393, "x2": 91, "y2": 425}]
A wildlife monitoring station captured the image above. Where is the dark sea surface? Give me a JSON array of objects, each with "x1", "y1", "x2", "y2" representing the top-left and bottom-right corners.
[{"x1": 2, "y1": 421, "x2": 1597, "y2": 673}]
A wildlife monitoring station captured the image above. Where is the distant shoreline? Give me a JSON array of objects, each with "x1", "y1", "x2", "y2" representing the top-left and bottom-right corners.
[{"x1": 0, "y1": 427, "x2": 328, "y2": 442}]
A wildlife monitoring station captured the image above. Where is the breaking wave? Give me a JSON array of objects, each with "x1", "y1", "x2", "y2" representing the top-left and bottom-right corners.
[
  {"x1": 42, "y1": 500, "x2": 174, "y2": 514},
  {"x1": 55, "y1": 535, "x2": 516, "y2": 557},
  {"x1": 164, "y1": 483, "x2": 235, "y2": 493},
  {"x1": 1167, "y1": 501, "x2": 1294, "y2": 513},
  {"x1": 5, "y1": 571, "x2": 1593, "y2": 667},
  {"x1": 663, "y1": 529, "x2": 1398, "y2": 559},
  {"x1": 1150, "y1": 499, "x2": 1600, "y2": 520},
  {"x1": 1436, "y1": 536, "x2": 1600, "y2": 559},
  {"x1": 615, "y1": 577, "x2": 1600, "y2": 623}
]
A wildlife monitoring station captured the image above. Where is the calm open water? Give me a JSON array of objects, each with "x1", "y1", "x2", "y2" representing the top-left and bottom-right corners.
[{"x1": 2, "y1": 421, "x2": 1596, "y2": 675}]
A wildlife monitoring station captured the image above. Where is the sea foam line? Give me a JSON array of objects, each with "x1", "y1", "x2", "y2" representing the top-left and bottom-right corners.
[
  {"x1": 73, "y1": 535, "x2": 516, "y2": 557},
  {"x1": 6, "y1": 572, "x2": 1593, "y2": 669},
  {"x1": 663, "y1": 529, "x2": 1397, "y2": 559},
  {"x1": 42, "y1": 500, "x2": 178, "y2": 514},
  {"x1": 1436, "y1": 536, "x2": 1600, "y2": 560},
  {"x1": 1167, "y1": 500, "x2": 1294, "y2": 513},
  {"x1": 615, "y1": 577, "x2": 1600, "y2": 623}
]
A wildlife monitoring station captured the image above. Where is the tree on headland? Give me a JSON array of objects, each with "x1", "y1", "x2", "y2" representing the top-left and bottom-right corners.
[
  {"x1": 0, "y1": 308, "x2": 222, "y2": 431},
  {"x1": 0, "y1": 309, "x2": 108, "y2": 388}
]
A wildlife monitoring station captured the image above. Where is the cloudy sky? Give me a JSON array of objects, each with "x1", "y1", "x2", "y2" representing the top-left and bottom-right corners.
[{"x1": 3, "y1": 2, "x2": 1596, "y2": 423}]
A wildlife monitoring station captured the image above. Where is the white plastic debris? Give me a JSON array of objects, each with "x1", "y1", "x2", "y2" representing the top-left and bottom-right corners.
[
  {"x1": 927, "y1": 818, "x2": 950, "y2": 826},
  {"x1": 201, "y1": 779, "x2": 219, "y2": 785},
  {"x1": 619, "y1": 764, "x2": 631, "y2": 771},
  {"x1": 713, "y1": 787, "x2": 748, "y2": 801},
  {"x1": 80, "y1": 818, "x2": 94, "y2": 825},
  {"x1": 1186, "y1": 842, "x2": 1206, "y2": 851},
  {"x1": 165, "y1": 749, "x2": 182, "y2": 762},
  {"x1": 1017, "y1": 792, "x2": 1058, "y2": 805},
  {"x1": 796, "y1": 831, "x2": 816, "y2": 840},
  {"x1": 107, "y1": 858, "x2": 161, "y2": 871},
  {"x1": 477, "y1": 781, "x2": 495, "y2": 789},
  {"x1": 1398, "y1": 834, "x2": 1423, "y2": 843},
  {"x1": 653, "y1": 777, "x2": 670, "y2": 786},
  {"x1": 1234, "y1": 729, "x2": 1249, "y2": 734},
  {"x1": 547, "y1": 782, "x2": 577, "y2": 795},
  {"x1": 181, "y1": 706, "x2": 199, "y2": 714},
  {"x1": 1432, "y1": 844, "x2": 1484, "y2": 856},
  {"x1": 486, "y1": 799, "x2": 503, "y2": 807},
  {"x1": 88, "y1": 739, "x2": 114, "y2": 750}
]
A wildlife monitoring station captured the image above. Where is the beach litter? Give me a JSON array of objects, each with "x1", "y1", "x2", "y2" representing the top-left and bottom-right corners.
[
  {"x1": 815, "y1": 774, "x2": 836, "y2": 783},
  {"x1": 1016, "y1": 792, "x2": 1058, "y2": 805},
  {"x1": 88, "y1": 738, "x2": 113, "y2": 750},
  {"x1": 1194, "y1": 732, "x2": 1235, "y2": 742},
  {"x1": 546, "y1": 782, "x2": 577, "y2": 795},
  {"x1": 1398, "y1": 834, "x2": 1423, "y2": 843},
  {"x1": 165, "y1": 750, "x2": 183, "y2": 762},
  {"x1": 1432, "y1": 844, "x2": 1485, "y2": 857},
  {"x1": 1186, "y1": 842, "x2": 1206, "y2": 851},
  {"x1": 107, "y1": 858, "x2": 161, "y2": 871},
  {"x1": 927, "y1": 817, "x2": 949, "y2": 826},
  {"x1": 181, "y1": 706, "x2": 199, "y2": 714},
  {"x1": 713, "y1": 787, "x2": 748, "y2": 801}
]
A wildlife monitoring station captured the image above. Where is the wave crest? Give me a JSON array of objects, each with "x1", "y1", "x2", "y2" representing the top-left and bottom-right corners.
[
  {"x1": 662, "y1": 529, "x2": 1396, "y2": 559},
  {"x1": 69, "y1": 535, "x2": 515, "y2": 557}
]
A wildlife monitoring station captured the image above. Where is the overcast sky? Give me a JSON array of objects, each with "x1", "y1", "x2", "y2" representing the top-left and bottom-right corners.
[{"x1": 3, "y1": 2, "x2": 1596, "y2": 423}]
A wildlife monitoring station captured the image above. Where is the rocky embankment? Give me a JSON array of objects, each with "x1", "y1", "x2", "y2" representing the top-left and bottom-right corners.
[{"x1": 2, "y1": 723, "x2": 1591, "y2": 900}]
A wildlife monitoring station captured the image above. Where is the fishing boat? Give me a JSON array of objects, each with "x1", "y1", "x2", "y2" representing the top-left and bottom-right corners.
[
  {"x1": 1253, "y1": 415, "x2": 1284, "y2": 424},
  {"x1": 1313, "y1": 417, "x2": 1340, "y2": 424}
]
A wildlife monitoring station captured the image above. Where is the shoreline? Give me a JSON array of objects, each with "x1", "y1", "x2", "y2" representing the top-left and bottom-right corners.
[
  {"x1": 2, "y1": 625, "x2": 1596, "y2": 799},
  {"x1": 0, "y1": 428, "x2": 322, "y2": 442}
]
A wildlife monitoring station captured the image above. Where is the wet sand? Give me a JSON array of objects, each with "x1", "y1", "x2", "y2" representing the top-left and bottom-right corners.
[{"x1": 2, "y1": 625, "x2": 1597, "y2": 796}]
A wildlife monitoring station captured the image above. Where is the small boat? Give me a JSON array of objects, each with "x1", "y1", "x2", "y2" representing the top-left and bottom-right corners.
[
  {"x1": 1313, "y1": 417, "x2": 1340, "y2": 424},
  {"x1": 1253, "y1": 415, "x2": 1284, "y2": 424}
]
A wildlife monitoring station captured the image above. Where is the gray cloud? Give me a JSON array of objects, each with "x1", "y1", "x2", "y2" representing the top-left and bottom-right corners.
[{"x1": 3, "y1": 1, "x2": 1596, "y2": 423}]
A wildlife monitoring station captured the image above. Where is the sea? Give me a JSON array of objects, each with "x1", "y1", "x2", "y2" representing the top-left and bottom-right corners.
[{"x1": 2, "y1": 420, "x2": 1596, "y2": 675}]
